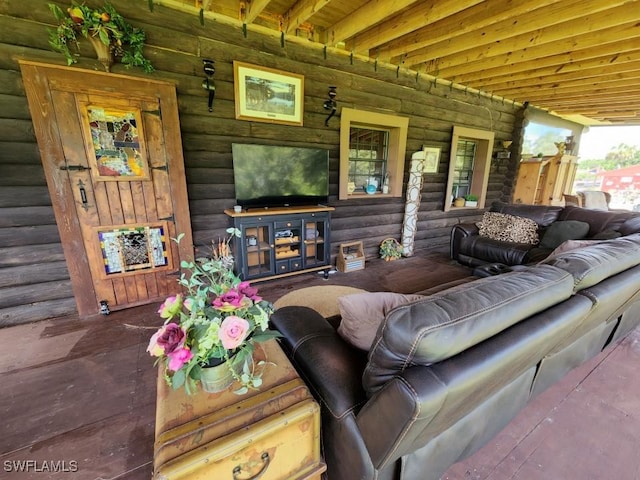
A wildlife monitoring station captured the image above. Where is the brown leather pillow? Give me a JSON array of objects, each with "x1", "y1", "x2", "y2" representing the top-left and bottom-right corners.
[{"x1": 337, "y1": 292, "x2": 424, "y2": 350}]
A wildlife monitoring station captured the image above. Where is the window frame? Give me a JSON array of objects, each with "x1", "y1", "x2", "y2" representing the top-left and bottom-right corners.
[
  {"x1": 339, "y1": 108, "x2": 409, "y2": 200},
  {"x1": 444, "y1": 126, "x2": 495, "y2": 212}
]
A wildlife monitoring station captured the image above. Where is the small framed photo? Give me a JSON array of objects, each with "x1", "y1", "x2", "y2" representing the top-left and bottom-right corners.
[
  {"x1": 422, "y1": 146, "x2": 441, "y2": 173},
  {"x1": 233, "y1": 61, "x2": 304, "y2": 126}
]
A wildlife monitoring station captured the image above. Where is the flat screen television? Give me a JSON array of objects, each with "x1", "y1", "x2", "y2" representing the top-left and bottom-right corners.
[{"x1": 232, "y1": 143, "x2": 329, "y2": 208}]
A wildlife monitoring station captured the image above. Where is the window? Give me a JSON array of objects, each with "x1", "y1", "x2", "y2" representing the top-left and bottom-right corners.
[
  {"x1": 452, "y1": 139, "x2": 476, "y2": 198},
  {"x1": 348, "y1": 128, "x2": 389, "y2": 193},
  {"x1": 444, "y1": 126, "x2": 495, "y2": 211},
  {"x1": 339, "y1": 108, "x2": 409, "y2": 199}
]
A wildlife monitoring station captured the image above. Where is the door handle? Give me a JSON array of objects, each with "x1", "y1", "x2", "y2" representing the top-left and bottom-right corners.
[
  {"x1": 77, "y1": 179, "x2": 91, "y2": 212},
  {"x1": 79, "y1": 185, "x2": 88, "y2": 205}
]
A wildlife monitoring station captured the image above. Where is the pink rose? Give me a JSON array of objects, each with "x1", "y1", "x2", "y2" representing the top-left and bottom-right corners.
[
  {"x1": 158, "y1": 294, "x2": 183, "y2": 319},
  {"x1": 218, "y1": 316, "x2": 250, "y2": 349},
  {"x1": 167, "y1": 347, "x2": 193, "y2": 372},
  {"x1": 213, "y1": 290, "x2": 244, "y2": 312},
  {"x1": 147, "y1": 323, "x2": 186, "y2": 357}
]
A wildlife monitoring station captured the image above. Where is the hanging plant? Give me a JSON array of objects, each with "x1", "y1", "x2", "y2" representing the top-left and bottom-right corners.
[{"x1": 48, "y1": 2, "x2": 154, "y2": 73}]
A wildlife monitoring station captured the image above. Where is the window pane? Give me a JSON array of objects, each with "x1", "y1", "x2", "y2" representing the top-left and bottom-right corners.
[{"x1": 348, "y1": 127, "x2": 389, "y2": 192}]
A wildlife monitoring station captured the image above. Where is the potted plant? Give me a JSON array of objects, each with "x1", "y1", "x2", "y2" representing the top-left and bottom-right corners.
[
  {"x1": 379, "y1": 238, "x2": 403, "y2": 261},
  {"x1": 464, "y1": 194, "x2": 478, "y2": 207},
  {"x1": 48, "y1": 2, "x2": 154, "y2": 72},
  {"x1": 147, "y1": 229, "x2": 281, "y2": 395}
]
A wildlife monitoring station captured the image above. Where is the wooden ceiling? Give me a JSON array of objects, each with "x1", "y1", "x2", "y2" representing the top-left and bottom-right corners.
[{"x1": 164, "y1": 0, "x2": 640, "y2": 125}]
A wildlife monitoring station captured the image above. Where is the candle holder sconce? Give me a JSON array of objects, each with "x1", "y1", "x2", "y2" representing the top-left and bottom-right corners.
[
  {"x1": 202, "y1": 59, "x2": 216, "y2": 112},
  {"x1": 323, "y1": 86, "x2": 337, "y2": 126}
]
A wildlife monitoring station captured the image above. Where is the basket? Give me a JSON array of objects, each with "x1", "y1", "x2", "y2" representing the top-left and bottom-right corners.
[
  {"x1": 379, "y1": 238, "x2": 403, "y2": 261},
  {"x1": 336, "y1": 241, "x2": 365, "y2": 272}
]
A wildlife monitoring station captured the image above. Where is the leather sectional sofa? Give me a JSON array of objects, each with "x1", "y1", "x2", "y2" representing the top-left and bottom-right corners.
[
  {"x1": 451, "y1": 202, "x2": 640, "y2": 267},
  {"x1": 270, "y1": 232, "x2": 640, "y2": 480}
]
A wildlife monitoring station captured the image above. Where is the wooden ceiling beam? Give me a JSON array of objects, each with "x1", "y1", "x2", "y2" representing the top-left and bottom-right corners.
[
  {"x1": 522, "y1": 85, "x2": 640, "y2": 103},
  {"x1": 477, "y1": 61, "x2": 640, "y2": 92},
  {"x1": 345, "y1": 0, "x2": 483, "y2": 54},
  {"x1": 423, "y1": 20, "x2": 640, "y2": 77},
  {"x1": 243, "y1": 0, "x2": 271, "y2": 24},
  {"x1": 283, "y1": 0, "x2": 331, "y2": 33},
  {"x1": 375, "y1": 0, "x2": 561, "y2": 61},
  {"x1": 449, "y1": 44, "x2": 640, "y2": 85},
  {"x1": 406, "y1": 2, "x2": 639, "y2": 68},
  {"x1": 495, "y1": 74, "x2": 640, "y2": 99},
  {"x1": 325, "y1": 0, "x2": 420, "y2": 46}
]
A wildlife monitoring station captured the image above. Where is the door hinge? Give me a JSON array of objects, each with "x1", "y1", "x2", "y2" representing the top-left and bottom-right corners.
[
  {"x1": 152, "y1": 164, "x2": 168, "y2": 171},
  {"x1": 159, "y1": 214, "x2": 175, "y2": 222},
  {"x1": 60, "y1": 164, "x2": 90, "y2": 171},
  {"x1": 167, "y1": 270, "x2": 181, "y2": 276}
]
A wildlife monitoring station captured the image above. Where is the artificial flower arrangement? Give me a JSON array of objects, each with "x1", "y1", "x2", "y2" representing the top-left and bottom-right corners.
[
  {"x1": 147, "y1": 229, "x2": 280, "y2": 395},
  {"x1": 48, "y1": 2, "x2": 154, "y2": 72}
]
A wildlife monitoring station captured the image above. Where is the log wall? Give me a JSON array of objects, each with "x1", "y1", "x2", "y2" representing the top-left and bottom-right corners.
[{"x1": 0, "y1": 0, "x2": 521, "y2": 326}]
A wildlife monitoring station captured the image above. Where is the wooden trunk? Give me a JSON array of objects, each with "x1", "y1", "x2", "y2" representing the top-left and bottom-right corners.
[{"x1": 154, "y1": 340, "x2": 326, "y2": 480}]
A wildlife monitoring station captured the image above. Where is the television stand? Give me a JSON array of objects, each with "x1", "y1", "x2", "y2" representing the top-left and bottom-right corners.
[{"x1": 225, "y1": 206, "x2": 335, "y2": 281}]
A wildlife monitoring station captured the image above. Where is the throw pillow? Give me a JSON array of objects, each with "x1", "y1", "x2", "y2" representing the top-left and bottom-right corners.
[
  {"x1": 337, "y1": 292, "x2": 424, "y2": 350},
  {"x1": 477, "y1": 211, "x2": 539, "y2": 244},
  {"x1": 539, "y1": 220, "x2": 590, "y2": 249},
  {"x1": 546, "y1": 239, "x2": 603, "y2": 259}
]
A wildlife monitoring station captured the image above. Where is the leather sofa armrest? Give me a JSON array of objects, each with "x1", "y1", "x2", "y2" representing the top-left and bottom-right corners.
[
  {"x1": 269, "y1": 305, "x2": 369, "y2": 419},
  {"x1": 450, "y1": 223, "x2": 480, "y2": 260}
]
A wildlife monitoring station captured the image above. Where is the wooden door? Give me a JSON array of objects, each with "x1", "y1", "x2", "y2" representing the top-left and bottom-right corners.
[{"x1": 20, "y1": 61, "x2": 193, "y2": 316}]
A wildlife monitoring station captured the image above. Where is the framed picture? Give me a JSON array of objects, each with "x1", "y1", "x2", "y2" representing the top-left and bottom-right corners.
[
  {"x1": 422, "y1": 146, "x2": 441, "y2": 173},
  {"x1": 233, "y1": 61, "x2": 304, "y2": 126}
]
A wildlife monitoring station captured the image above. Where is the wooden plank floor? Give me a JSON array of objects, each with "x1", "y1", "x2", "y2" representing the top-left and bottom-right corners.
[{"x1": 1, "y1": 250, "x2": 639, "y2": 479}]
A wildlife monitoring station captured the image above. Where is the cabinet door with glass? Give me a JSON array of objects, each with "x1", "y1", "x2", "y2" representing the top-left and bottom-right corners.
[
  {"x1": 239, "y1": 222, "x2": 274, "y2": 279},
  {"x1": 274, "y1": 218, "x2": 303, "y2": 275},
  {"x1": 303, "y1": 213, "x2": 330, "y2": 268}
]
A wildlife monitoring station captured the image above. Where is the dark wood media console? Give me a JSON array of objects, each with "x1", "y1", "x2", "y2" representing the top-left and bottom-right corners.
[{"x1": 225, "y1": 206, "x2": 334, "y2": 281}]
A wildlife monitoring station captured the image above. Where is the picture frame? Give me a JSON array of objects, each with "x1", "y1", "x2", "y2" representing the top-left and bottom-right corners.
[
  {"x1": 422, "y1": 146, "x2": 441, "y2": 173},
  {"x1": 233, "y1": 61, "x2": 304, "y2": 126}
]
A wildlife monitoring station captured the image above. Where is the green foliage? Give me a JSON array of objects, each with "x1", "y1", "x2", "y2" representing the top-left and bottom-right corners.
[
  {"x1": 148, "y1": 231, "x2": 281, "y2": 395},
  {"x1": 464, "y1": 194, "x2": 478, "y2": 201},
  {"x1": 48, "y1": 2, "x2": 154, "y2": 72},
  {"x1": 379, "y1": 238, "x2": 403, "y2": 260},
  {"x1": 575, "y1": 143, "x2": 640, "y2": 182}
]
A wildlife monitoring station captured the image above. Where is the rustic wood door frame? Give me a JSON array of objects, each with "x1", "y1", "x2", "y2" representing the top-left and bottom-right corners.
[{"x1": 19, "y1": 61, "x2": 193, "y2": 316}]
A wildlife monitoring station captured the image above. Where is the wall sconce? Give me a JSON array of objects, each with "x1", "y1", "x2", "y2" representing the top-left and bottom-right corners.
[
  {"x1": 201, "y1": 59, "x2": 216, "y2": 112},
  {"x1": 493, "y1": 140, "x2": 512, "y2": 170},
  {"x1": 323, "y1": 86, "x2": 337, "y2": 126}
]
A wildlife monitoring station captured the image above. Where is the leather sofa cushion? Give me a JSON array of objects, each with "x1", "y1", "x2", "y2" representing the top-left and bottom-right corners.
[
  {"x1": 458, "y1": 235, "x2": 532, "y2": 265},
  {"x1": 558, "y1": 206, "x2": 638, "y2": 237},
  {"x1": 542, "y1": 233, "x2": 640, "y2": 291},
  {"x1": 491, "y1": 201, "x2": 562, "y2": 227},
  {"x1": 620, "y1": 216, "x2": 640, "y2": 236},
  {"x1": 362, "y1": 265, "x2": 575, "y2": 394}
]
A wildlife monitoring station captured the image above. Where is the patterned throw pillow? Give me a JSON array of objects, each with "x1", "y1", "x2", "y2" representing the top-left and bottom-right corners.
[{"x1": 478, "y1": 211, "x2": 539, "y2": 244}]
